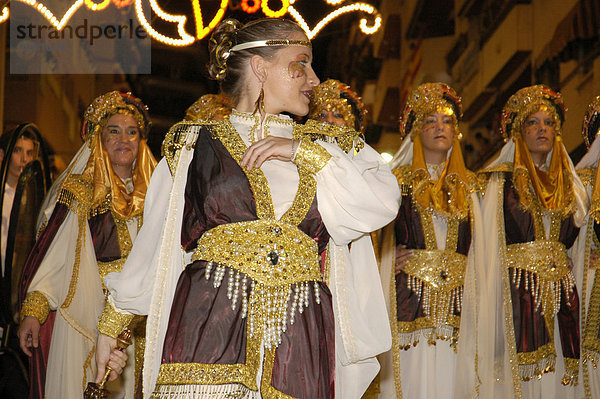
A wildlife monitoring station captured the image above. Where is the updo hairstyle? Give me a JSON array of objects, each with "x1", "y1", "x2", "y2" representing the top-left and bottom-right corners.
[{"x1": 208, "y1": 18, "x2": 306, "y2": 103}]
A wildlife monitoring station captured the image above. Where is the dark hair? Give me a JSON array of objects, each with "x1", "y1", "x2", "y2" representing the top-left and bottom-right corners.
[
  {"x1": 0, "y1": 127, "x2": 38, "y2": 152},
  {"x1": 208, "y1": 18, "x2": 306, "y2": 103}
]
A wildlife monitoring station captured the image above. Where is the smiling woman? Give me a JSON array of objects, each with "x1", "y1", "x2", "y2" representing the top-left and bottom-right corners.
[
  {"x1": 94, "y1": 17, "x2": 400, "y2": 399},
  {"x1": 17, "y1": 91, "x2": 157, "y2": 399}
]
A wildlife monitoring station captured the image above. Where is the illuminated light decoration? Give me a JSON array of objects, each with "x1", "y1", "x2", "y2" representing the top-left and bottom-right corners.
[
  {"x1": 135, "y1": 0, "x2": 195, "y2": 46},
  {"x1": 84, "y1": 0, "x2": 110, "y2": 11},
  {"x1": 288, "y1": 2, "x2": 382, "y2": 39},
  {"x1": 261, "y1": 0, "x2": 289, "y2": 18},
  {"x1": 241, "y1": 0, "x2": 260, "y2": 13},
  {"x1": 192, "y1": 0, "x2": 228, "y2": 40},
  {"x1": 0, "y1": 7, "x2": 8, "y2": 23},
  {"x1": 15, "y1": 0, "x2": 84, "y2": 30},
  {"x1": 8, "y1": 0, "x2": 382, "y2": 46},
  {"x1": 112, "y1": 0, "x2": 134, "y2": 8}
]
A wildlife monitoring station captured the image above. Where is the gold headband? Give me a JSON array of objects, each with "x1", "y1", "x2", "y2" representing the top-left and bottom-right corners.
[{"x1": 229, "y1": 39, "x2": 311, "y2": 53}]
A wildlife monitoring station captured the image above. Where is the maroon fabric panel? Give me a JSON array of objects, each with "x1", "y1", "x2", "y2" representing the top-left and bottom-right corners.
[
  {"x1": 181, "y1": 126, "x2": 257, "y2": 251},
  {"x1": 27, "y1": 310, "x2": 55, "y2": 399},
  {"x1": 18, "y1": 203, "x2": 68, "y2": 307},
  {"x1": 164, "y1": 126, "x2": 334, "y2": 395},
  {"x1": 88, "y1": 211, "x2": 121, "y2": 262},
  {"x1": 393, "y1": 190, "x2": 470, "y2": 322},
  {"x1": 503, "y1": 176, "x2": 580, "y2": 358},
  {"x1": 558, "y1": 286, "x2": 580, "y2": 359},
  {"x1": 509, "y1": 279, "x2": 551, "y2": 353},
  {"x1": 271, "y1": 282, "x2": 334, "y2": 399},
  {"x1": 162, "y1": 261, "x2": 248, "y2": 365}
]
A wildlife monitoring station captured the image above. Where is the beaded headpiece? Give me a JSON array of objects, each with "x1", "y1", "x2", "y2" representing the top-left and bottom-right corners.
[
  {"x1": 184, "y1": 94, "x2": 233, "y2": 121},
  {"x1": 399, "y1": 82, "x2": 462, "y2": 138},
  {"x1": 82, "y1": 91, "x2": 150, "y2": 143},
  {"x1": 582, "y1": 96, "x2": 600, "y2": 149},
  {"x1": 500, "y1": 84, "x2": 565, "y2": 141},
  {"x1": 308, "y1": 79, "x2": 367, "y2": 133}
]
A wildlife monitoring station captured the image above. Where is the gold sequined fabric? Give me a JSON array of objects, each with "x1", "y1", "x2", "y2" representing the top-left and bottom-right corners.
[
  {"x1": 184, "y1": 94, "x2": 233, "y2": 122},
  {"x1": 294, "y1": 119, "x2": 364, "y2": 154},
  {"x1": 21, "y1": 290, "x2": 50, "y2": 324},
  {"x1": 97, "y1": 300, "x2": 135, "y2": 338},
  {"x1": 292, "y1": 138, "x2": 332, "y2": 175},
  {"x1": 308, "y1": 79, "x2": 367, "y2": 134}
]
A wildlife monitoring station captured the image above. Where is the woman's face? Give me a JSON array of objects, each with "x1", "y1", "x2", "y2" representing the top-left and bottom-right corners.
[
  {"x1": 522, "y1": 110, "x2": 556, "y2": 161},
  {"x1": 101, "y1": 113, "x2": 140, "y2": 173},
  {"x1": 316, "y1": 108, "x2": 347, "y2": 127},
  {"x1": 419, "y1": 111, "x2": 455, "y2": 159},
  {"x1": 262, "y1": 32, "x2": 319, "y2": 116}
]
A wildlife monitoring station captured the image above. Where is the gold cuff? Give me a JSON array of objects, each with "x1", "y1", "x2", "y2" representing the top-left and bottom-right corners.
[
  {"x1": 21, "y1": 291, "x2": 50, "y2": 324},
  {"x1": 97, "y1": 300, "x2": 134, "y2": 338},
  {"x1": 292, "y1": 139, "x2": 331, "y2": 174}
]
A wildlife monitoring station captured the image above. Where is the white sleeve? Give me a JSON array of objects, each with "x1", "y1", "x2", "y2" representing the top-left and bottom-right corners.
[{"x1": 315, "y1": 141, "x2": 401, "y2": 245}]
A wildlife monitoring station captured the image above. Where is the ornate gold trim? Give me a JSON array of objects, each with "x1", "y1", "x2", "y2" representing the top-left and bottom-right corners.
[
  {"x1": 97, "y1": 301, "x2": 135, "y2": 338},
  {"x1": 292, "y1": 139, "x2": 331, "y2": 175},
  {"x1": 161, "y1": 121, "x2": 209, "y2": 175},
  {"x1": 21, "y1": 290, "x2": 50, "y2": 324}
]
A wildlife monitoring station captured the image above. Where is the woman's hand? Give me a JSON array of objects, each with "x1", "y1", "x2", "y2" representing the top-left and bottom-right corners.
[
  {"x1": 395, "y1": 244, "x2": 413, "y2": 273},
  {"x1": 17, "y1": 316, "x2": 41, "y2": 357},
  {"x1": 241, "y1": 137, "x2": 297, "y2": 170},
  {"x1": 95, "y1": 334, "x2": 128, "y2": 383}
]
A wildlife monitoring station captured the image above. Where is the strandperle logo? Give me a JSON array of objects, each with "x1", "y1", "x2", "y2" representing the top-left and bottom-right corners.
[
  {"x1": 15, "y1": 19, "x2": 148, "y2": 46},
  {"x1": 10, "y1": 1, "x2": 150, "y2": 74}
]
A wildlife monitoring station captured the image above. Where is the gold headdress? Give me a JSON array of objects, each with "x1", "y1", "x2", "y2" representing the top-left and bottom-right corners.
[
  {"x1": 308, "y1": 79, "x2": 367, "y2": 133},
  {"x1": 583, "y1": 96, "x2": 600, "y2": 222},
  {"x1": 500, "y1": 84, "x2": 565, "y2": 141},
  {"x1": 82, "y1": 91, "x2": 151, "y2": 144},
  {"x1": 184, "y1": 94, "x2": 233, "y2": 122},
  {"x1": 74, "y1": 91, "x2": 156, "y2": 220},
  {"x1": 397, "y1": 83, "x2": 475, "y2": 219},
  {"x1": 503, "y1": 85, "x2": 573, "y2": 215},
  {"x1": 582, "y1": 96, "x2": 600, "y2": 149},
  {"x1": 399, "y1": 82, "x2": 462, "y2": 139}
]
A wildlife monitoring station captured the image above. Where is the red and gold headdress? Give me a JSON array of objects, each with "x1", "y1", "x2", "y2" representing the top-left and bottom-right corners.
[
  {"x1": 503, "y1": 85, "x2": 573, "y2": 215},
  {"x1": 582, "y1": 96, "x2": 600, "y2": 149},
  {"x1": 399, "y1": 82, "x2": 462, "y2": 139},
  {"x1": 308, "y1": 79, "x2": 367, "y2": 133},
  {"x1": 397, "y1": 83, "x2": 474, "y2": 219}
]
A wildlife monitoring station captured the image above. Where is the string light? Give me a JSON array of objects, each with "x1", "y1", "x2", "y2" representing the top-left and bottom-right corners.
[
  {"x1": 15, "y1": 0, "x2": 83, "y2": 30},
  {"x1": 241, "y1": 0, "x2": 260, "y2": 13},
  {"x1": 8, "y1": 0, "x2": 382, "y2": 45},
  {"x1": 192, "y1": 0, "x2": 228, "y2": 40},
  {"x1": 0, "y1": 7, "x2": 8, "y2": 24},
  {"x1": 289, "y1": 2, "x2": 381, "y2": 39},
  {"x1": 84, "y1": 0, "x2": 110, "y2": 11},
  {"x1": 261, "y1": 0, "x2": 290, "y2": 18},
  {"x1": 112, "y1": 0, "x2": 134, "y2": 8},
  {"x1": 135, "y1": 0, "x2": 195, "y2": 46}
]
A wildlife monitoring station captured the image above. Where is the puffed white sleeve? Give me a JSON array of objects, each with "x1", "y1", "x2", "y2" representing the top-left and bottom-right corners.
[{"x1": 295, "y1": 139, "x2": 400, "y2": 243}]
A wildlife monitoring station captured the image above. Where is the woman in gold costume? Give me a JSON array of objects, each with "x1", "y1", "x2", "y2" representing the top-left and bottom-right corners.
[
  {"x1": 17, "y1": 91, "x2": 157, "y2": 399},
  {"x1": 378, "y1": 82, "x2": 483, "y2": 399},
  {"x1": 94, "y1": 18, "x2": 400, "y2": 399},
  {"x1": 479, "y1": 85, "x2": 587, "y2": 398},
  {"x1": 573, "y1": 96, "x2": 600, "y2": 398}
]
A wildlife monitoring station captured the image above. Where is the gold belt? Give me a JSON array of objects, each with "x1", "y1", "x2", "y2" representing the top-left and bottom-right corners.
[
  {"x1": 506, "y1": 240, "x2": 574, "y2": 316},
  {"x1": 193, "y1": 219, "x2": 322, "y2": 349},
  {"x1": 404, "y1": 249, "x2": 466, "y2": 292},
  {"x1": 403, "y1": 249, "x2": 466, "y2": 327},
  {"x1": 506, "y1": 240, "x2": 569, "y2": 281}
]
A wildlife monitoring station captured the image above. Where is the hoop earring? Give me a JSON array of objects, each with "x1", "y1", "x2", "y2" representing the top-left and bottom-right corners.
[{"x1": 254, "y1": 82, "x2": 265, "y2": 115}]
